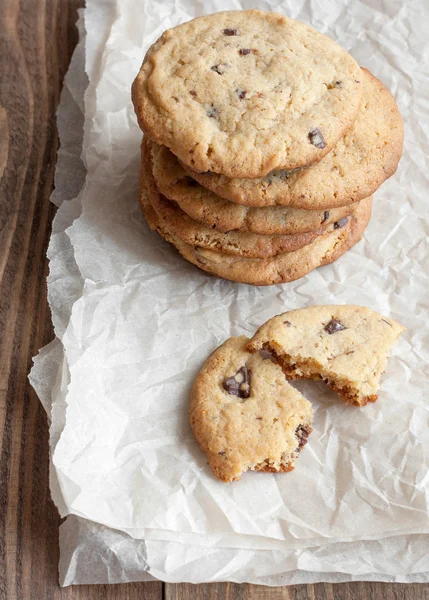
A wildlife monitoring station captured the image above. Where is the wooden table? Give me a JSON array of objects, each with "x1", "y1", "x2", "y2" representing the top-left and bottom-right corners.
[{"x1": 0, "y1": 1, "x2": 426, "y2": 598}]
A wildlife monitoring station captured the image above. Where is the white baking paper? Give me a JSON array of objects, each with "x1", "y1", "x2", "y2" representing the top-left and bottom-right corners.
[
  {"x1": 59, "y1": 516, "x2": 429, "y2": 586},
  {"x1": 29, "y1": 0, "x2": 429, "y2": 587}
]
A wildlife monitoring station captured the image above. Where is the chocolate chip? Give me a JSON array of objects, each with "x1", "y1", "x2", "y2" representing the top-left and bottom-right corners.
[
  {"x1": 218, "y1": 451, "x2": 226, "y2": 455},
  {"x1": 207, "y1": 105, "x2": 218, "y2": 118},
  {"x1": 334, "y1": 217, "x2": 348, "y2": 229},
  {"x1": 381, "y1": 318, "x2": 392, "y2": 327},
  {"x1": 178, "y1": 176, "x2": 197, "y2": 186},
  {"x1": 308, "y1": 128, "x2": 326, "y2": 149},
  {"x1": 223, "y1": 28, "x2": 238, "y2": 36},
  {"x1": 236, "y1": 88, "x2": 247, "y2": 99},
  {"x1": 322, "y1": 210, "x2": 330, "y2": 224},
  {"x1": 324, "y1": 319, "x2": 347, "y2": 334},
  {"x1": 296, "y1": 425, "x2": 311, "y2": 450},
  {"x1": 211, "y1": 63, "x2": 228, "y2": 75},
  {"x1": 189, "y1": 90, "x2": 197, "y2": 97},
  {"x1": 284, "y1": 320, "x2": 292, "y2": 327},
  {"x1": 355, "y1": 79, "x2": 361, "y2": 83},
  {"x1": 256, "y1": 417, "x2": 263, "y2": 420},
  {"x1": 239, "y1": 48, "x2": 256, "y2": 56},
  {"x1": 222, "y1": 366, "x2": 251, "y2": 399},
  {"x1": 327, "y1": 80, "x2": 343, "y2": 89}
]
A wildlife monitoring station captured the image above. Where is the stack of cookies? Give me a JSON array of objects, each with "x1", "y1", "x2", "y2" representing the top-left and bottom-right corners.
[{"x1": 132, "y1": 10, "x2": 403, "y2": 286}]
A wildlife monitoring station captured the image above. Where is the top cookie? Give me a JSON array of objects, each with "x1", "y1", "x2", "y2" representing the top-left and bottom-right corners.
[{"x1": 132, "y1": 10, "x2": 363, "y2": 177}]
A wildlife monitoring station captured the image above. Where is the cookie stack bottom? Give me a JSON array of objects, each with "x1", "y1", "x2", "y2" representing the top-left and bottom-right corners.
[{"x1": 140, "y1": 143, "x2": 372, "y2": 286}]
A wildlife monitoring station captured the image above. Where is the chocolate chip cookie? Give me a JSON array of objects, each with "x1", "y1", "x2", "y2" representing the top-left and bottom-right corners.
[
  {"x1": 142, "y1": 140, "x2": 351, "y2": 258},
  {"x1": 180, "y1": 69, "x2": 403, "y2": 208},
  {"x1": 132, "y1": 10, "x2": 363, "y2": 177},
  {"x1": 148, "y1": 139, "x2": 359, "y2": 235},
  {"x1": 190, "y1": 336, "x2": 313, "y2": 482},
  {"x1": 140, "y1": 174, "x2": 372, "y2": 285},
  {"x1": 247, "y1": 306, "x2": 405, "y2": 406}
]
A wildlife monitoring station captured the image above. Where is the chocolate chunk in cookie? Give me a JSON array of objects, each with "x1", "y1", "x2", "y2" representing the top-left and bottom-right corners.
[
  {"x1": 334, "y1": 217, "x2": 349, "y2": 229},
  {"x1": 223, "y1": 28, "x2": 238, "y2": 36},
  {"x1": 308, "y1": 128, "x2": 326, "y2": 149},
  {"x1": 324, "y1": 319, "x2": 346, "y2": 334},
  {"x1": 211, "y1": 64, "x2": 228, "y2": 75},
  {"x1": 238, "y1": 48, "x2": 257, "y2": 55},
  {"x1": 223, "y1": 366, "x2": 251, "y2": 399}
]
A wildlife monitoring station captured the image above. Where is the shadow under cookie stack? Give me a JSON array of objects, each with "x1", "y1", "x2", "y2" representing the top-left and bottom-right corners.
[{"x1": 133, "y1": 10, "x2": 403, "y2": 286}]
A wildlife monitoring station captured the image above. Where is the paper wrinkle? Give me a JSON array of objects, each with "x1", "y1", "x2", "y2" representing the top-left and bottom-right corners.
[
  {"x1": 59, "y1": 516, "x2": 429, "y2": 587},
  {"x1": 29, "y1": 0, "x2": 429, "y2": 587}
]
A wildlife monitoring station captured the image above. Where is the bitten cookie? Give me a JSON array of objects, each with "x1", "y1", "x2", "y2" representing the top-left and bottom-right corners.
[
  {"x1": 149, "y1": 140, "x2": 359, "y2": 235},
  {"x1": 132, "y1": 10, "x2": 363, "y2": 177},
  {"x1": 181, "y1": 69, "x2": 403, "y2": 208},
  {"x1": 142, "y1": 140, "x2": 350, "y2": 258},
  {"x1": 247, "y1": 305, "x2": 405, "y2": 406},
  {"x1": 190, "y1": 336, "x2": 313, "y2": 482}
]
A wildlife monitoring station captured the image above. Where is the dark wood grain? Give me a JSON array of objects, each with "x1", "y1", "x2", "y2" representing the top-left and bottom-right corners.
[
  {"x1": 0, "y1": 0, "x2": 428, "y2": 598},
  {"x1": 0, "y1": 0, "x2": 161, "y2": 598},
  {"x1": 166, "y1": 582, "x2": 429, "y2": 600}
]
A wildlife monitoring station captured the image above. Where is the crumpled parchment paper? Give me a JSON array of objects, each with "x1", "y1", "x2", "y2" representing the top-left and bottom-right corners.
[{"x1": 29, "y1": 0, "x2": 429, "y2": 587}]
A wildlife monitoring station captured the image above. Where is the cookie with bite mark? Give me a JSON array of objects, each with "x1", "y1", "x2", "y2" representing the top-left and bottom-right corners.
[
  {"x1": 190, "y1": 336, "x2": 313, "y2": 482},
  {"x1": 247, "y1": 305, "x2": 405, "y2": 406}
]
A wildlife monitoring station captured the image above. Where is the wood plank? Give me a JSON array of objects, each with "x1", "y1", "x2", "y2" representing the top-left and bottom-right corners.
[
  {"x1": 166, "y1": 580, "x2": 429, "y2": 599},
  {"x1": 0, "y1": 0, "x2": 162, "y2": 597}
]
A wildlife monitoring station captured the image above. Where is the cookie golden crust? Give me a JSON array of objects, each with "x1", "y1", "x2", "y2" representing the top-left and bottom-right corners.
[
  {"x1": 247, "y1": 305, "x2": 405, "y2": 406},
  {"x1": 140, "y1": 175, "x2": 372, "y2": 286},
  {"x1": 148, "y1": 139, "x2": 360, "y2": 235},
  {"x1": 181, "y1": 69, "x2": 403, "y2": 208},
  {"x1": 132, "y1": 10, "x2": 363, "y2": 177},
  {"x1": 142, "y1": 140, "x2": 352, "y2": 258},
  {"x1": 190, "y1": 336, "x2": 313, "y2": 482}
]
